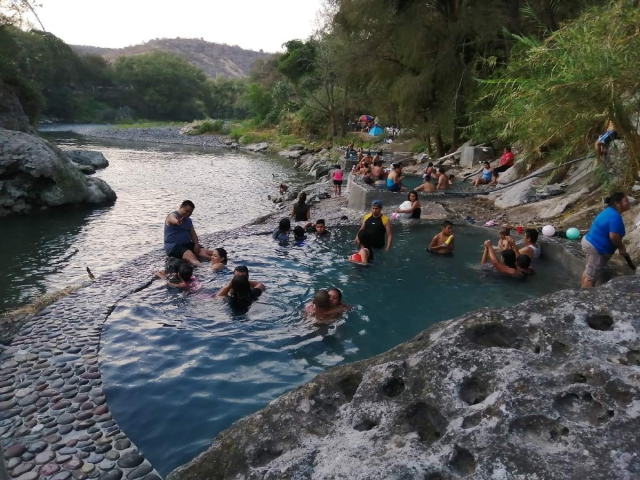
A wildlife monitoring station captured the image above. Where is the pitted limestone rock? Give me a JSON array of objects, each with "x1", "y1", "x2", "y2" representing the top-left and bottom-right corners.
[{"x1": 167, "y1": 275, "x2": 640, "y2": 480}]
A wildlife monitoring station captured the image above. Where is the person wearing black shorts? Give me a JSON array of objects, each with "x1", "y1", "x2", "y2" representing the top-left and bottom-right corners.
[{"x1": 164, "y1": 200, "x2": 212, "y2": 266}]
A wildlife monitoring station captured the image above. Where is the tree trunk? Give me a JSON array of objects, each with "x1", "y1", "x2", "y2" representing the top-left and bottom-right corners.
[
  {"x1": 436, "y1": 131, "x2": 445, "y2": 158},
  {"x1": 426, "y1": 134, "x2": 433, "y2": 155}
]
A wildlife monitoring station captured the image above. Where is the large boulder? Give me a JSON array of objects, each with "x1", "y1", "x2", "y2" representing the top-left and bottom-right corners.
[
  {"x1": 507, "y1": 188, "x2": 589, "y2": 221},
  {"x1": 493, "y1": 177, "x2": 536, "y2": 209},
  {"x1": 167, "y1": 275, "x2": 640, "y2": 480},
  {"x1": 0, "y1": 82, "x2": 36, "y2": 135},
  {"x1": 64, "y1": 150, "x2": 109, "y2": 169},
  {"x1": 0, "y1": 128, "x2": 116, "y2": 215},
  {"x1": 244, "y1": 142, "x2": 269, "y2": 153}
]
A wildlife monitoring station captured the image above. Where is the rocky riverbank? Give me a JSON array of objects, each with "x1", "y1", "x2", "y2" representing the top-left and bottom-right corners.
[{"x1": 78, "y1": 126, "x2": 229, "y2": 148}]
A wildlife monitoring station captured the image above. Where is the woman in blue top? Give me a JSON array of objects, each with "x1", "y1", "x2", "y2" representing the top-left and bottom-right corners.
[
  {"x1": 581, "y1": 192, "x2": 630, "y2": 287},
  {"x1": 387, "y1": 164, "x2": 407, "y2": 192}
]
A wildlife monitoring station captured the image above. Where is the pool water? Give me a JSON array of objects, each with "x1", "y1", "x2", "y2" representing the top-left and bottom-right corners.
[
  {"x1": 373, "y1": 175, "x2": 475, "y2": 193},
  {"x1": 101, "y1": 223, "x2": 579, "y2": 475}
]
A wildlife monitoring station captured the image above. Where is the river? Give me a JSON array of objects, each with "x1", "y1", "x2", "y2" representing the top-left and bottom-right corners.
[{"x1": 0, "y1": 131, "x2": 304, "y2": 313}]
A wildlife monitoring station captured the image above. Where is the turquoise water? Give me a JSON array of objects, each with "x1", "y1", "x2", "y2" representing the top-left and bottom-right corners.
[
  {"x1": 101, "y1": 224, "x2": 578, "y2": 475},
  {"x1": 374, "y1": 175, "x2": 474, "y2": 192}
]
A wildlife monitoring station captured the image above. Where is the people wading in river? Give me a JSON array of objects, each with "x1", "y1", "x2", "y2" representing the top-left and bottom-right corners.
[{"x1": 164, "y1": 200, "x2": 212, "y2": 266}]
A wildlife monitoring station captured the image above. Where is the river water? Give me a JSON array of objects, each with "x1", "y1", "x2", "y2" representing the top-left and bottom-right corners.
[{"x1": 0, "y1": 132, "x2": 304, "y2": 313}]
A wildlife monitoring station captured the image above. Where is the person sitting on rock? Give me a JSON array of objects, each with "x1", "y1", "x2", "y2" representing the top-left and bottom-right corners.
[
  {"x1": 164, "y1": 200, "x2": 213, "y2": 266},
  {"x1": 436, "y1": 168, "x2": 450, "y2": 190},
  {"x1": 481, "y1": 240, "x2": 532, "y2": 277},
  {"x1": 490, "y1": 146, "x2": 515, "y2": 185},
  {"x1": 279, "y1": 184, "x2": 288, "y2": 195},
  {"x1": 473, "y1": 162, "x2": 493, "y2": 187},
  {"x1": 291, "y1": 192, "x2": 311, "y2": 223},
  {"x1": 595, "y1": 121, "x2": 618, "y2": 165}
]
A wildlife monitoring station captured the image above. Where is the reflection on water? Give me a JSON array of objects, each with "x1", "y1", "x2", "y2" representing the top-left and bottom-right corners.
[
  {"x1": 0, "y1": 133, "x2": 304, "y2": 312},
  {"x1": 101, "y1": 225, "x2": 579, "y2": 475}
]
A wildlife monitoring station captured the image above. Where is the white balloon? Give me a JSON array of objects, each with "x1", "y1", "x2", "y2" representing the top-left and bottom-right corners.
[{"x1": 542, "y1": 225, "x2": 556, "y2": 237}]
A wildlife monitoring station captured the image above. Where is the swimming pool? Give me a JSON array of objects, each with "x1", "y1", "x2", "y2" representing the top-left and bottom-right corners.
[{"x1": 100, "y1": 224, "x2": 578, "y2": 475}]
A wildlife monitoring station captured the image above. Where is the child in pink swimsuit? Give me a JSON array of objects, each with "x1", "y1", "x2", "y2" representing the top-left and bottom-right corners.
[{"x1": 332, "y1": 166, "x2": 344, "y2": 197}]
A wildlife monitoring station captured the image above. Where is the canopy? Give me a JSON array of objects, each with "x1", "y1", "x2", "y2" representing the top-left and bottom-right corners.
[
  {"x1": 359, "y1": 115, "x2": 373, "y2": 122},
  {"x1": 369, "y1": 125, "x2": 384, "y2": 136}
]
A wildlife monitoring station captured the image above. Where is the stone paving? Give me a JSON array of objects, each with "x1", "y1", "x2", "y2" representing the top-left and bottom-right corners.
[{"x1": 0, "y1": 223, "x2": 280, "y2": 480}]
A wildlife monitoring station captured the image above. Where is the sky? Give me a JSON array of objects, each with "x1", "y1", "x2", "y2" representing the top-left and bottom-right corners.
[{"x1": 32, "y1": 0, "x2": 324, "y2": 53}]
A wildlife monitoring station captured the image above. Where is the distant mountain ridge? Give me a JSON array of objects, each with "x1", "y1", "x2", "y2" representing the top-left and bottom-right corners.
[{"x1": 71, "y1": 38, "x2": 272, "y2": 79}]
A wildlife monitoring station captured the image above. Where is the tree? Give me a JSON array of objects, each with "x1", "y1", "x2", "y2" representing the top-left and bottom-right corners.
[
  {"x1": 112, "y1": 51, "x2": 209, "y2": 120},
  {"x1": 478, "y1": 1, "x2": 640, "y2": 185}
]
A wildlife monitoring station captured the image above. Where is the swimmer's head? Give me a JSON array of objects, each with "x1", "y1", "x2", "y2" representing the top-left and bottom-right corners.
[
  {"x1": 328, "y1": 287, "x2": 342, "y2": 307},
  {"x1": 212, "y1": 248, "x2": 228, "y2": 265},
  {"x1": 484, "y1": 161, "x2": 490, "y2": 168},
  {"x1": 441, "y1": 220, "x2": 453, "y2": 235},
  {"x1": 357, "y1": 229, "x2": 373, "y2": 250},
  {"x1": 313, "y1": 289, "x2": 331, "y2": 310},
  {"x1": 230, "y1": 275, "x2": 252, "y2": 302},
  {"x1": 178, "y1": 263, "x2": 193, "y2": 283},
  {"x1": 315, "y1": 219, "x2": 326, "y2": 234},
  {"x1": 408, "y1": 191, "x2": 418, "y2": 202},
  {"x1": 178, "y1": 200, "x2": 195, "y2": 217},
  {"x1": 293, "y1": 225, "x2": 306, "y2": 240},
  {"x1": 516, "y1": 254, "x2": 532, "y2": 270},
  {"x1": 298, "y1": 192, "x2": 307, "y2": 205},
  {"x1": 499, "y1": 227, "x2": 511, "y2": 238},
  {"x1": 233, "y1": 265, "x2": 249, "y2": 277},
  {"x1": 438, "y1": 167, "x2": 446, "y2": 174},
  {"x1": 278, "y1": 218, "x2": 291, "y2": 232},
  {"x1": 525, "y1": 229, "x2": 538, "y2": 244},
  {"x1": 502, "y1": 249, "x2": 517, "y2": 268}
]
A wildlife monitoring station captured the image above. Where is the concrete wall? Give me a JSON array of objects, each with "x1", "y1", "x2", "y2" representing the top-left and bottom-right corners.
[
  {"x1": 460, "y1": 146, "x2": 495, "y2": 168},
  {"x1": 346, "y1": 174, "x2": 468, "y2": 212}
]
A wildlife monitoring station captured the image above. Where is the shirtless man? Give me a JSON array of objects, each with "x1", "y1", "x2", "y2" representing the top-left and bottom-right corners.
[
  {"x1": 164, "y1": 200, "x2": 212, "y2": 266},
  {"x1": 436, "y1": 167, "x2": 449, "y2": 190}
]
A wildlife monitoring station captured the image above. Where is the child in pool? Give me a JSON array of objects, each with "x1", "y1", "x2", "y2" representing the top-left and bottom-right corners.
[
  {"x1": 498, "y1": 228, "x2": 512, "y2": 251},
  {"x1": 156, "y1": 261, "x2": 197, "y2": 289},
  {"x1": 304, "y1": 290, "x2": 342, "y2": 323},
  {"x1": 481, "y1": 241, "x2": 533, "y2": 277},
  {"x1": 429, "y1": 220, "x2": 455, "y2": 254},
  {"x1": 350, "y1": 230, "x2": 374, "y2": 265},
  {"x1": 210, "y1": 247, "x2": 228, "y2": 272},
  {"x1": 293, "y1": 226, "x2": 307, "y2": 245}
]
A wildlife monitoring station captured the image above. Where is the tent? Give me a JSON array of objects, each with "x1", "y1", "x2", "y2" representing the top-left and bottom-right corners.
[{"x1": 369, "y1": 125, "x2": 384, "y2": 136}]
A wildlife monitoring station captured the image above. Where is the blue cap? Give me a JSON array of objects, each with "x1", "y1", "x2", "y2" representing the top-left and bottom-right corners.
[{"x1": 372, "y1": 200, "x2": 383, "y2": 207}]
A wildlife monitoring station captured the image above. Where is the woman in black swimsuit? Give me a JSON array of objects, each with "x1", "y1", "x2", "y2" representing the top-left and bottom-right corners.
[
  {"x1": 291, "y1": 192, "x2": 311, "y2": 222},
  {"x1": 395, "y1": 191, "x2": 422, "y2": 219}
]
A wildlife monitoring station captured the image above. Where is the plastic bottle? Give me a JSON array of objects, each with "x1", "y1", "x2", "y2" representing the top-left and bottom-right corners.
[{"x1": 445, "y1": 235, "x2": 454, "y2": 245}]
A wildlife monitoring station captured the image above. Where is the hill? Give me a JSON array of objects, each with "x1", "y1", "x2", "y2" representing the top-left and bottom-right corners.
[{"x1": 71, "y1": 38, "x2": 272, "y2": 79}]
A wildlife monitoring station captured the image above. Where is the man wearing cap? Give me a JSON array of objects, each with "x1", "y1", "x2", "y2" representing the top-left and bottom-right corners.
[{"x1": 356, "y1": 200, "x2": 393, "y2": 252}]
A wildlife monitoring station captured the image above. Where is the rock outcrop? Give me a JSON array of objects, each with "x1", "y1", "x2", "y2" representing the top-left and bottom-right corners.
[
  {"x1": 168, "y1": 275, "x2": 640, "y2": 480},
  {"x1": 0, "y1": 129, "x2": 116, "y2": 216},
  {"x1": 64, "y1": 150, "x2": 109, "y2": 169},
  {"x1": 0, "y1": 82, "x2": 116, "y2": 216}
]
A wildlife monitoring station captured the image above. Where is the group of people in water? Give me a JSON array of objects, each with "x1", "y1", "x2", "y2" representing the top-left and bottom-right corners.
[{"x1": 158, "y1": 153, "x2": 634, "y2": 320}]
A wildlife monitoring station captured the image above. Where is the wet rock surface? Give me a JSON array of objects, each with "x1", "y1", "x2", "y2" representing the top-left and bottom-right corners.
[{"x1": 167, "y1": 275, "x2": 640, "y2": 480}]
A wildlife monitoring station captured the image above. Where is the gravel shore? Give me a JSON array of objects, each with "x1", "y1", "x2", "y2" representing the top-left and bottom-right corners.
[{"x1": 80, "y1": 126, "x2": 229, "y2": 148}]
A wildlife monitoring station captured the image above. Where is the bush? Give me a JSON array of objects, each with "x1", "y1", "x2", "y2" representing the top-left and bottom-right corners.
[
  {"x1": 239, "y1": 132, "x2": 270, "y2": 144},
  {"x1": 187, "y1": 119, "x2": 226, "y2": 135},
  {"x1": 410, "y1": 141, "x2": 428, "y2": 153}
]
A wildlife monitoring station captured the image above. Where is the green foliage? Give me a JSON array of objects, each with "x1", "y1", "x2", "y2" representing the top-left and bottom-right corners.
[
  {"x1": 186, "y1": 119, "x2": 227, "y2": 135},
  {"x1": 114, "y1": 120, "x2": 186, "y2": 128},
  {"x1": 410, "y1": 141, "x2": 428, "y2": 153},
  {"x1": 477, "y1": 1, "x2": 640, "y2": 184},
  {"x1": 111, "y1": 51, "x2": 209, "y2": 121},
  {"x1": 277, "y1": 40, "x2": 317, "y2": 84},
  {"x1": 246, "y1": 83, "x2": 274, "y2": 122}
]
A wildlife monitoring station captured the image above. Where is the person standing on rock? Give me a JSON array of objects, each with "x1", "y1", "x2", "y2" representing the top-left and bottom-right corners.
[
  {"x1": 164, "y1": 200, "x2": 212, "y2": 266},
  {"x1": 356, "y1": 200, "x2": 393, "y2": 252},
  {"x1": 581, "y1": 192, "x2": 631, "y2": 288}
]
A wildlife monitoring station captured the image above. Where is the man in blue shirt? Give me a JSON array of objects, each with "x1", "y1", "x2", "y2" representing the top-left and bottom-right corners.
[
  {"x1": 164, "y1": 200, "x2": 212, "y2": 266},
  {"x1": 581, "y1": 193, "x2": 630, "y2": 287}
]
